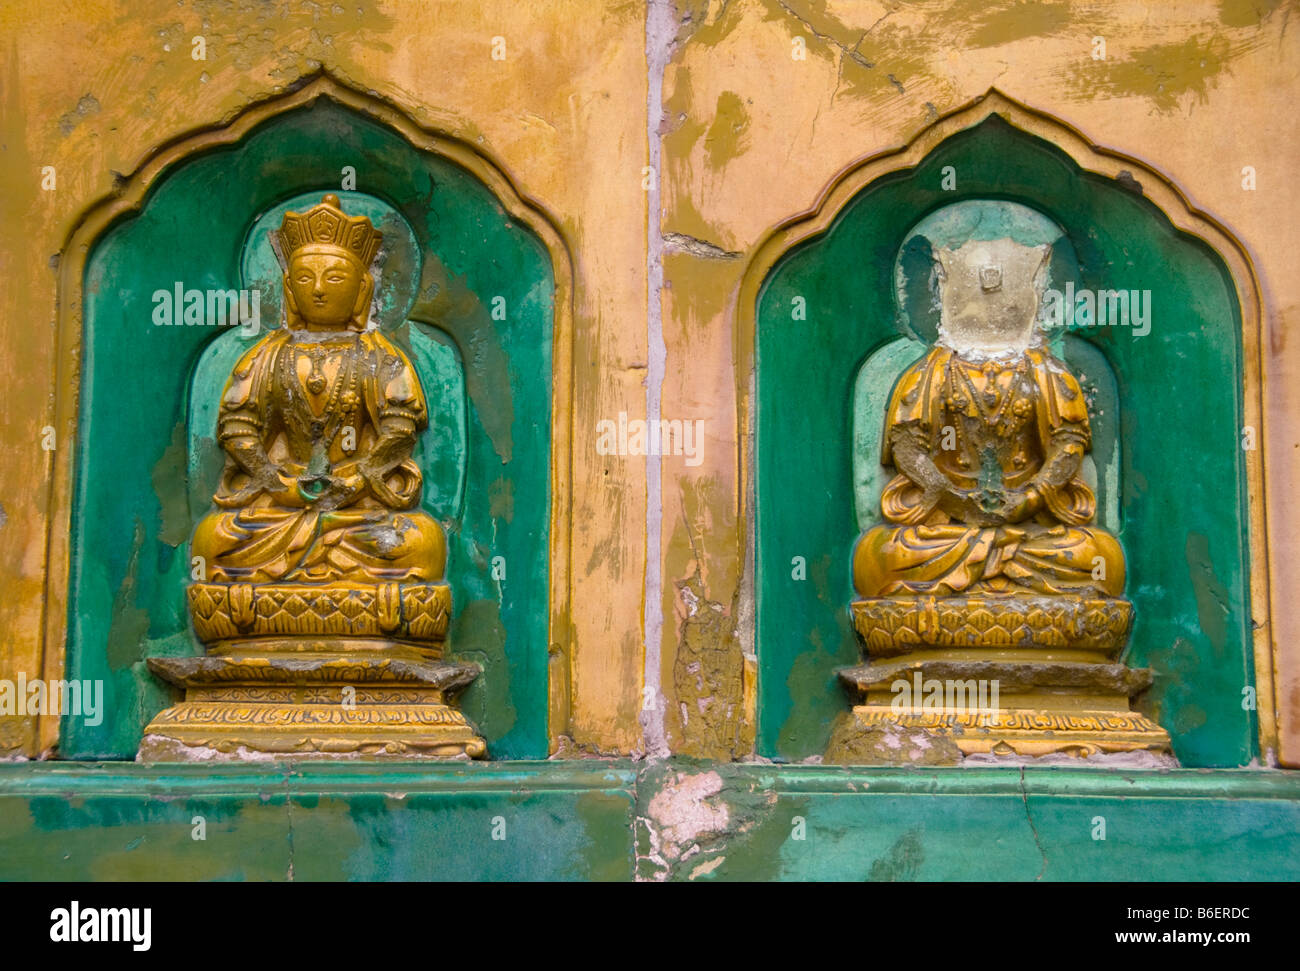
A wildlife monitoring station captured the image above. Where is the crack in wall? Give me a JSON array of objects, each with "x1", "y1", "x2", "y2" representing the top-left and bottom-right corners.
[
  {"x1": 1019, "y1": 767, "x2": 1048, "y2": 881},
  {"x1": 283, "y1": 767, "x2": 296, "y2": 882},
  {"x1": 777, "y1": 0, "x2": 876, "y2": 70}
]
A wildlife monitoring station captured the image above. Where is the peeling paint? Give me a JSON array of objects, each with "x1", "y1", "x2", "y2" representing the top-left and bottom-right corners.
[
  {"x1": 635, "y1": 764, "x2": 780, "y2": 880},
  {"x1": 867, "y1": 825, "x2": 924, "y2": 881},
  {"x1": 150, "y1": 421, "x2": 191, "y2": 548},
  {"x1": 58, "y1": 93, "x2": 99, "y2": 136},
  {"x1": 662, "y1": 231, "x2": 741, "y2": 259},
  {"x1": 672, "y1": 571, "x2": 744, "y2": 758},
  {"x1": 825, "y1": 712, "x2": 964, "y2": 766},
  {"x1": 106, "y1": 520, "x2": 150, "y2": 673},
  {"x1": 406, "y1": 245, "x2": 515, "y2": 466},
  {"x1": 488, "y1": 476, "x2": 514, "y2": 524},
  {"x1": 1068, "y1": 33, "x2": 1248, "y2": 113},
  {"x1": 703, "y1": 90, "x2": 750, "y2": 170}
]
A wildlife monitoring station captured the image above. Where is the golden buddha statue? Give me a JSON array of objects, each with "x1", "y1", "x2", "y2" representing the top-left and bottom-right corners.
[
  {"x1": 852, "y1": 238, "x2": 1125, "y2": 601},
  {"x1": 828, "y1": 229, "x2": 1170, "y2": 762},
  {"x1": 141, "y1": 194, "x2": 485, "y2": 761},
  {"x1": 190, "y1": 194, "x2": 445, "y2": 586}
]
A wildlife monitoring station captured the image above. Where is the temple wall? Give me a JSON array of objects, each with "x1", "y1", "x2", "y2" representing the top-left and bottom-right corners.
[{"x1": 0, "y1": 0, "x2": 1295, "y2": 770}]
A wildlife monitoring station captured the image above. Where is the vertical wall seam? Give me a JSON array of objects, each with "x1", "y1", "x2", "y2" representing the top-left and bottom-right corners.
[{"x1": 641, "y1": 0, "x2": 673, "y2": 758}]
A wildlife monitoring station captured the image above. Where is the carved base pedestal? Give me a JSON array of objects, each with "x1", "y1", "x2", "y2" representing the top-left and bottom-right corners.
[
  {"x1": 141, "y1": 581, "x2": 486, "y2": 761},
  {"x1": 827, "y1": 595, "x2": 1172, "y2": 762},
  {"x1": 828, "y1": 706, "x2": 1169, "y2": 759},
  {"x1": 186, "y1": 580, "x2": 453, "y2": 648},
  {"x1": 141, "y1": 654, "x2": 486, "y2": 760}
]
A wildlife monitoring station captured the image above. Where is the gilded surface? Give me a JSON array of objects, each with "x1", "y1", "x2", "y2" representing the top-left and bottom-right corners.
[
  {"x1": 187, "y1": 581, "x2": 451, "y2": 646},
  {"x1": 192, "y1": 195, "x2": 446, "y2": 585},
  {"x1": 851, "y1": 596, "x2": 1132, "y2": 657},
  {"x1": 142, "y1": 194, "x2": 484, "y2": 760},
  {"x1": 853, "y1": 239, "x2": 1124, "y2": 600},
  {"x1": 835, "y1": 212, "x2": 1169, "y2": 761}
]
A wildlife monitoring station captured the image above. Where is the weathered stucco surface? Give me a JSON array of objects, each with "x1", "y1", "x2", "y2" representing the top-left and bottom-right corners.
[
  {"x1": 4, "y1": 759, "x2": 1295, "y2": 880},
  {"x1": 652, "y1": 0, "x2": 1300, "y2": 765},
  {"x1": 0, "y1": 0, "x2": 650, "y2": 757},
  {"x1": 0, "y1": 0, "x2": 1296, "y2": 765}
]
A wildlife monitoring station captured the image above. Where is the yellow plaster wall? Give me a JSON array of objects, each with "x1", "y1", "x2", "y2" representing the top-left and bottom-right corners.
[
  {"x1": 1, "y1": 0, "x2": 1296, "y2": 765},
  {"x1": 0, "y1": 0, "x2": 650, "y2": 757},
  {"x1": 654, "y1": 0, "x2": 1300, "y2": 764}
]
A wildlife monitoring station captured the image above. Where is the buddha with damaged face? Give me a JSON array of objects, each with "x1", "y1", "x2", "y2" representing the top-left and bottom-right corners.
[
  {"x1": 853, "y1": 237, "x2": 1125, "y2": 599},
  {"x1": 190, "y1": 194, "x2": 445, "y2": 583}
]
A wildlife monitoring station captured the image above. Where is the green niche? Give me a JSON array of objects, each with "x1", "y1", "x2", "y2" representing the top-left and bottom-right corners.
[
  {"x1": 65, "y1": 98, "x2": 554, "y2": 759},
  {"x1": 755, "y1": 115, "x2": 1253, "y2": 766}
]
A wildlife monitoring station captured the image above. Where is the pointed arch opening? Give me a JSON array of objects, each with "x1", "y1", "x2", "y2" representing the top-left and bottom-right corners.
[
  {"x1": 738, "y1": 91, "x2": 1271, "y2": 767},
  {"x1": 42, "y1": 75, "x2": 575, "y2": 759}
]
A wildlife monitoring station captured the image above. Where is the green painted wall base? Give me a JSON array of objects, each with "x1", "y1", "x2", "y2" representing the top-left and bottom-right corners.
[
  {"x1": 1, "y1": 761, "x2": 1296, "y2": 881},
  {"x1": 0, "y1": 761, "x2": 637, "y2": 881}
]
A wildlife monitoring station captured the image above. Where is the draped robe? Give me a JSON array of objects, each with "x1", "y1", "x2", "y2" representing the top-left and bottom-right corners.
[
  {"x1": 191, "y1": 328, "x2": 445, "y2": 583},
  {"x1": 853, "y1": 346, "x2": 1124, "y2": 598}
]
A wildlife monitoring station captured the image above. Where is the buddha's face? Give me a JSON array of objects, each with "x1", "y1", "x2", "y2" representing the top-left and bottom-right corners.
[
  {"x1": 285, "y1": 251, "x2": 367, "y2": 329},
  {"x1": 934, "y1": 239, "x2": 1049, "y2": 359}
]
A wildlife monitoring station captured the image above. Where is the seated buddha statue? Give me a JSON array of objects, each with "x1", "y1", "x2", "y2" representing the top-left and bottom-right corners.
[
  {"x1": 852, "y1": 237, "x2": 1124, "y2": 600},
  {"x1": 139, "y1": 193, "x2": 488, "y2": 759},
  {"x1": 142, "y1": 193, "x2": 484, "y2": 761},
  {"x1": 830, "y1": 220, "x2": 1169, "y2": 762},
  {"x1": 190, "y1": 193, "x2": 446, "y2": 586}
]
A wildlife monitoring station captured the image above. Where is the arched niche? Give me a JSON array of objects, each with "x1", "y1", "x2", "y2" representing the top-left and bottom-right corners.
[
  {"x1": 744, "y1": 95, "x2": 1266, "y2": 768},
  {"x1": 47, "y1": 77, "x2": 572, "y2": 760}
]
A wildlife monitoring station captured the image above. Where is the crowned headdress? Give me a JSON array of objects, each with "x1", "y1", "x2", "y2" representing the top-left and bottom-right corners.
[{"x1": 272, "y1": 193, "x2": 383, "y2": 271}]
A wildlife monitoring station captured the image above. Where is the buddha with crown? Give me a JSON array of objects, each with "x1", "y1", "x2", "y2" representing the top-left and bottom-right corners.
[
  {"x1": 141, "y1": 194, "x2": 485, "y2": 761},
  {"x1": 190, "y1": 194, "x2": 445, "y2": 583},
  {"x1": 828, "y1": 209, "x2": 1170, "y2": 762}
]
